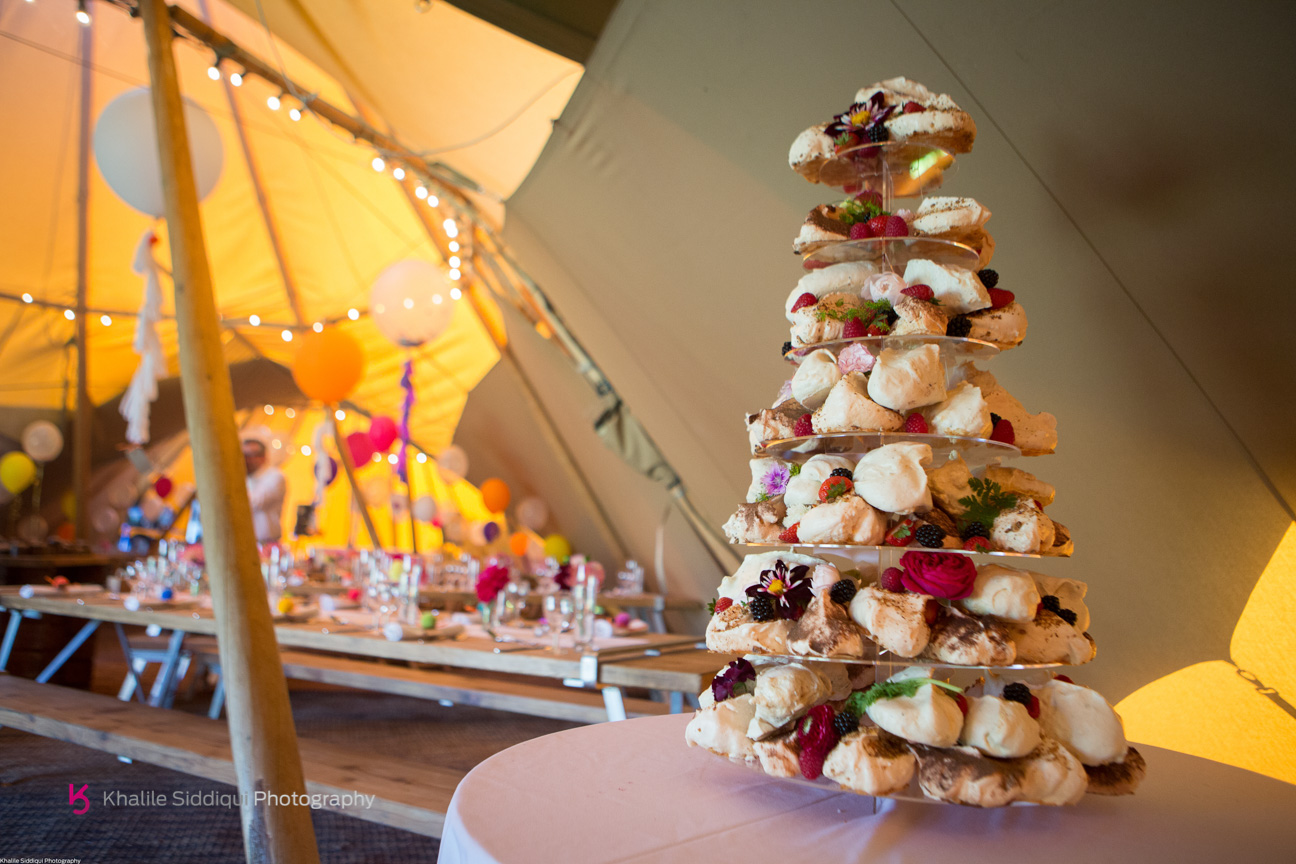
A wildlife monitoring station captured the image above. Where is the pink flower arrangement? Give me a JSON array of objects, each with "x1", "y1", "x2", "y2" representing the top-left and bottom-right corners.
[
  {"x1": 476, "y1": 564, "x2": 511, "y2": 604},
  {"x1": 898, "y1": 551, "x2": 977, "y2": 600}
]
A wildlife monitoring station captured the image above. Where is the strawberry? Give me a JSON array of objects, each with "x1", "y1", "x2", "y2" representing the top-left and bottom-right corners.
[
  {"x1": 1053, "y1": 674, "x2": 1074, "y2": 684},
  {"x1": 802, "y1": 259, "x2": 831, "y2": 270},
  {"x1": 778, "y1": 523, "x2": 800, "y2": 544},
  {"x1": 903, "y1": 100, "x2": 926, "y2": 113},
  {"x1": 885, "y1": 516, "x2": 919, "y2": 547},
  {"x1": 963, "y1": 536, "x2": 992, "y2": 552},
  {"x1": 990, "y1": 418, "x2": 1016, "y2": 445},
  {"x1": 713, "y1": 597, "x2": 733, "y2": 614},
  {"x1": 988, "y1": 287, "x2": 1015, "y2": 309},
  {"x1": 855, "y1": 190, "x2": 883, "y2": 207},
  {"x1": 819, "y1": 476, "x2": 853, "y2": 502},
  {"x1": 848, "y1": 222, "x2": 873, "y2": 240},
  {"x1": 880, "y1": 566, "x2": 906, "y2": 592},
  {"x1": 796, "y1": 704, "x2": 838, "y2": 752},
  {"x1": 865, "y1": 322, "x2": 889, "y2": 336},
  {"x1": 953, "y1": 692, "x2": 969, "y2": 716},
  {"x1": 790, "y1": 292, "x2": 818, "y2": 313},
  {"x1": 1027, "y1": 695, "x2": 1041, "y2": 720},
  {"x1": 901, "y1": 283, "x2": 934, "y2": 301},
  {"x1": 793, "y1": 413, "x2": 814, "y2": 437},
  {"x1": 903, "y1": 413, "x2": 928, "y2": 434},
  {"x1": 842, "y1": 318, "x2": 868, "y2": 339},
  {"x1": 866, "y1": 214, "x2": 890, "y2": 237},
  {"x1": 883, "y1": 215, "x2": 909, "y2": 237},
  {"x1": 923, "y1": 598, "x2": 940, "y2": 625}
]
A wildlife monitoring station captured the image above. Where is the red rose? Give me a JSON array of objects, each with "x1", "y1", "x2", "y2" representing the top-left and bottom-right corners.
[{"x1": 899, "y1": 551, "x2": 977, "y2": 600}]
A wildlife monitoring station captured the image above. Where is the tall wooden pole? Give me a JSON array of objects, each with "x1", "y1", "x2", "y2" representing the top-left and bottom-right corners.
[
  {"x1": 138, "y1": 3, "x2": 319, "y2": 862},
  {"x1": 331, "y1": 417, "x2": 383, "y2": 550},
  {"x1": 72, "y1": 20, "x2": 93, "y2": 540}
]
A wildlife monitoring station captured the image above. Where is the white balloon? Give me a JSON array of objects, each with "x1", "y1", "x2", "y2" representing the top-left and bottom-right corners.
[
  {"x1": 17, "y1": 515, "x2": 48, "y2": 543},
  {"x1": 369, "y1": 260, "x2": 455, "y2": 348},
  {"x1": 140, "y1": 495, "x2": 165, "y2": 523},
  {"x1": 441, "y1": 514, "x2": 465, "y2": 544},
  {"x1": 438, "y1": 444, "x2": 468, "y2": 479},
  {"x1": 106, "y1": 477, "x2": 138, "y2": 510},
  {"x1": 412, "y1": 495, "x2": 437, "y2": 523},
  {"x1": 93, "y1": 88, "x2": 224, "y2": 217},
  {"x1": 21, "y1": 420, "x2": 64, "y2": 463},
  {"x1": 516, "y1": 496, "x2": 549, "y2": 531},
  {"x1": 91, "y1": 507, "x2": 122, "y2": 535}
]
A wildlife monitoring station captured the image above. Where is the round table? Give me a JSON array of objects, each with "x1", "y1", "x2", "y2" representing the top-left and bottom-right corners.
[{"x1": 438, "y1": 714, "x2": 1296, "y2": 863}]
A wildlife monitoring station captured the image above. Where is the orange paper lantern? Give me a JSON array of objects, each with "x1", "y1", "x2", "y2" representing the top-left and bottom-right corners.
[
  {"x1": 481, "y1": 478, "x2": 511, "y2": 513},
  {"x1": 509, "y1": 532, "x2": 529, "y2": 557},
  {"x1": 291, "y1": 328, "x2": 364, "y2": 404}
]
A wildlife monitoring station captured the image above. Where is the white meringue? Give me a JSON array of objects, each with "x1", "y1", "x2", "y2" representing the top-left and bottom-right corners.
[
  {"x1": 782, "y1": 454, "x2": 855, "y2": 517},
  {"x1": 902, "y1": 258, "x2": 991, "y2": 314},
  {"x1": 958, "y1": 695, "x2": 1041, "y2": 758},
  {"x1": 1036, "y1": 680, "x2": 1128, "y2": 766},
  {"x1": 925, "y1": 381, "x2": 992, "y2": 438},
  {"x1": 867, "y1": 344, "x2": 946, "y2": 413},
  {"x1": 685, "y1": 694, "x2": 758, "y2": 762},
  {"x1": 852, "y1": 442, "x2": 933, "y2": 514},
  {"x1": 957, "y1": 563, "x2": 1041, "y2": 622},
  {"x1": 791, "y1": 349, "x2": 841, "y2": 410},
  {"x1": 785, "y1": 262, "x2": 878, "y2": 321},
  {"x1": 796, "y1": 496, "x2": 886, "y2": 545},
  {"x1": 866, "y1": 671, "x2": 965, "y2": 748}
]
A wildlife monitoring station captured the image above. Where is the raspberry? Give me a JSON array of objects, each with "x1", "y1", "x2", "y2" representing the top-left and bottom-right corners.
[
  {"x1": 829, "y1": 579, "x2": 857, "y2": 606},
  {"x1": 796, "y1": 704, "x2": 838, "y2": 752},
  {"x1": 830, "y1": 468, "x2": 854, "y2": 479},
  {"x1": 1040, "y1": 595, "x2": 1062, "y2": 615},
  {"x1": 819, "y1": 476, "x2": 853, "y2": 502},
  {"x1": 963, "y1": 536, "x2": 991, "y2": 552},
  {"x1": 903, "y1": 100, "x2": 926, "y2": 113},
  {"x1": 1027, "y1": 695, "x2": 1041, "y2": 719},
  {"x1": 866, "y1": 123, "x2": 889, "y2": 143},
  {"x1": 884, "y1": 517, "x2": 918, "y2": 547},
  {"x1": 781, "y1": 341, "x2": 793, "y2": 356},
  {"x1": 1057, "y1": 608, "x2": 1078, "y2": 627},
  {"x1": 713, "y1": 597, "x2": 733, "y2": 614},
  {"x1": 901, "y1": 283, "x2": 934, "y2": 301},
  {"x1": 832, "y1": 710, "x2": 859, "y2": 738},
  {"x1": 976, "y1": 268, "x2": 999, "y2": 289},
  {"x1": 842, "y1": 317, "x2": 868, "y2": 338},
  {"x1": 1054, "y1": 674, "x2": 1074, "y2": 684},
  {"x1": 1003, "y1": 682, "x2": 1032, "y2": 708},
  {"x1": 793, "y1": 413, "x2": 814, "y2": 437},
  {"x1": 990, "y1": 418, "x2": 1015, "y2": 444},
  {"x1": 799, "y1": 746, "x2": 826, "y2": 781},
  {"x1": 866, "y1": 214, "x2": 890, "y2": 237},
  {"x1": 904, "y1": 413, "x2": 929, "y2": 434},
  {"x1": 749, "y1": 594, "x2": 776, "y2": 622},
  {"x1": 960, "y1": 521, "x2": 989, "y2": 541},
  {"x1": 946, "y1": 315, "x2": 971, "y2": 338},
  {"x1": 778, "y1": 523, "x2": 800, "y2": 544},
  {"x1": 790, "y1": 292, "x2": 818, "y2": 313},
  {"x1": 848, "y1": 222, "x2": 873, "y2": 240},
  {"x1": 883, "y1": 215, "x2": 909, "y2": 237},
  {"x1": 915, "y1": 524, "x2": 946, "y2": 548},
  {"x1": 953, "y1": 692, "x2": 969, "y2": 716},
  {"x1": 988, "y1": 287, "x2": 1015, "y2": 309}
]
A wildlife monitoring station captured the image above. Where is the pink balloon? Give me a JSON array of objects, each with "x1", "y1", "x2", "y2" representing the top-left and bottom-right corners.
[
  {"x1": 369, "y1": 415, "x2": 399, "y2": 452},
  {"x1": 154, "y1": 476, "x2": 173, "y2": 498},
  {"x1": 346, "y1": 431, "x2": 377, "y2": 467}
]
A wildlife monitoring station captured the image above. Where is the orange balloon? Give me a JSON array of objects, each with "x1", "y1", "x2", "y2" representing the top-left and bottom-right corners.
[
  {"x1": 292, "y1": 328, "x2": 364, "y2": 404},
  {"x1": 509, "y1": 532, "x2": 529, "y2": 557},
  {"x1": 56, "y1": 522, "x2": 76, "y2": 542},
  {"x1": 481, "y1": 478, "x2": 511, "y2": 513}
]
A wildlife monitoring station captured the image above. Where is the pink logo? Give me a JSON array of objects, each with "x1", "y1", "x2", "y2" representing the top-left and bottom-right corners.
[{"x1": 69, "y1": 783, "x2": 89, "y2": 814}]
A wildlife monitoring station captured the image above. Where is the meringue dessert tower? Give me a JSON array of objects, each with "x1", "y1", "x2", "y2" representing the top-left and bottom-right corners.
[{"x1": 685, "y1": 78, "x2": 1145, "y2": 807}]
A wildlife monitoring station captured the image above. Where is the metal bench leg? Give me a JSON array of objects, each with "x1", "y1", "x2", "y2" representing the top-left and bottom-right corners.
[
  {"x1": 0, "y1": 610, "x2": 21, "y2": 672},
  {"x1": 669, "y1": 691, "x2": 684, "y2": 713},
  {"x1": 117, "y1": 657, "x2": 149, "y2": 702},
  {"x1": 113, "y1": 624, "x2": 150, "y2": 704},
  {"x1": 35, "y1": 620, "x2": 100, "y2": 684},
  {"x1": 208, "y1": 673, "x2": 225, "y2": 719},
  {"x1": 149, "y1": 630, "x2": 186, "y2": 708},
  {"x1": 602, "y1": 686, "x2": 627, "y2": 722}
]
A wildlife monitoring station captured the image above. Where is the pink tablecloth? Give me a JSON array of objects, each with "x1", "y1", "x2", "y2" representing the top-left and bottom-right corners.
[{"x1": 438, "y1": 714, "x2": 1296, "y2": 863}]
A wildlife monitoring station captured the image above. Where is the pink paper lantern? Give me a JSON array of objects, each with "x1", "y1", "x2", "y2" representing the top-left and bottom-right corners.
[
  {"x1": 346, "y1": 431, "x2": 377, "y2": 467},
  {"x1": 369, "y1": 415, "x2": 399, "y2": 452}
]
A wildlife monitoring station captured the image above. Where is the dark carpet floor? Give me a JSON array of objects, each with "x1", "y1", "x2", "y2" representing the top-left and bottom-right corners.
[{"x1": 0, "y1": 628, "x2": 583, "y2": 863}]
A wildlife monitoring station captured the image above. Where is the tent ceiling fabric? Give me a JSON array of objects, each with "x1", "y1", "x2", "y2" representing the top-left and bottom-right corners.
[
  {"x1": 0, "y1": 0, "x2": 525, "y2": 452},
  {"x1": 220, "y1": 0, "x2": 585, "y2": 199}
]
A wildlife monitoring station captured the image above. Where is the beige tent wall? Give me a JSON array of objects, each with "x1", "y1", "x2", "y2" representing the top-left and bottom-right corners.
[{"x1": 476, "y1": 0, "x2": 1296, "y2": 708}]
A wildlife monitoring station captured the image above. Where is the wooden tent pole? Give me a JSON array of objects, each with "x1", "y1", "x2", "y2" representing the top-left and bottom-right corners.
[
  {"x1": 138, "y1": 3, "x2": 319, "y2": 862},
  {"x1": 72, "y1": 20, "x2": 93, "y2": 540},
  {"x1": 331, "y1": 416, "x2": 382, "y2": 550}
]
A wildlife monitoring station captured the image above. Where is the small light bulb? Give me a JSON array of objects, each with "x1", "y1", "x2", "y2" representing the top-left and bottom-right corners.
[
  {"x1": 76, "y1": 9, "x2": 90, "y2": 26},
  {"x1": 448, "y1": 255, "x2": 460, "y2": 268},
  {"x1": 272, "y1": 439, "x2": 282, "y2": 449},
  {"x1": 372, "y1": 157, "x2": 385, "y2": 172},
  {"x1": 427, "y1": 195, "x2": 439, "y2": 207},
  {"x1": 416, "y1": 452, "x2": 428, "y2": 464},
  {"x1": 100, "y1": 314, "x2": 112, "y2": 326},
  {"x1": 64, "y1": 309, "x2": 76, "y2": 320},
  {"x1": 208, "y1": 66, "x2": 221, "y2": 81},
  {"x1": 267, "y1": 94, "x2": 281, "y2": 111},
  {"x1": 335, "y1": 409, "x2": 346, "y2": 421},
  {"x1": 21, "y1": 293, "x2": 33, "y2": 303},
  {"x1": 393, "y1": 167, "x2": 406, "y2": 181},
  {"x1": 387, "y1": 453, "x2": 398, "y2": 465},
  {"x1": 264, "y1": 405, "x2": 274, "y2": 415},
  {"x1": 301, "y1": 445, "x2": 311, "y2": 456},
  {"x1": 288, "y1": 107, "x2": 302, "y2": 122},
  {"x1": 312, "y1": 322, "x2": 323, "y2": 333},
  {"x1": 285, "y1": 408, "x2": 296, "y2": 419},
  {"x1": 448, "y1": 240, "x2": 460, "y2": 253},
  {"x1": 347, "y1": 308, "x2": 360, "y2": 321},
  {"x1": 449, "y1": 287, "x2": 462, "y2": 300},
  {"x1": 449, "y1": 268, "x2": 461, "y2": 281},
  {"x1": 403, "y1": 297, "x2": 415, "y2": 310},
  {"x1": 415, "y1": 186, "x2": 428, "y2": 200},
  {"x1": 229, "y1": 72, "x2": 243, "y2": 87},
  {"x1": 432, "y1": 294, "x2": 443, "y2": 305},
  {"x1": 249, "y1": 314, "x2": 261, "y2": 326},
  {"x1": 281, "y1": 329, "x2": 293, "y2": 342},
  {"x1": 372, "y1": 453, "x2": 382, "y2": 464}
]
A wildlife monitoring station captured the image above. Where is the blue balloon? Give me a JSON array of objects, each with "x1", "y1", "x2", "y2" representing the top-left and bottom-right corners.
[
  {"x1": 159, "y1": 587, "x2": 173, "y2": 601},
  {"x1": 130, "y1": 535, "x2": 152, "y2": 555},
  {"x1": 127, "y1": 506, "x2": 144, "y2": 527},
  {"x1": 158, "y1": 507, "x2": 175, "y2": 529}
]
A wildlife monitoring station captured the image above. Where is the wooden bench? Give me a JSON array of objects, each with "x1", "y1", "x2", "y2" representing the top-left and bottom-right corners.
[{"x1": 0, "y1": 673, "x2": 461, "y2": 837}]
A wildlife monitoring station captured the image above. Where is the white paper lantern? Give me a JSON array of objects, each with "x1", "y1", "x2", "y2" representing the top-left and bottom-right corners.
[
  {"x1": 106, "y1": 477, "x2": 138, "y2": 510},
  {"x1": 369, "y1": 260, "x2": 455, "y2": 348},
  {"x1": 21, "y1": 420, "x2": 64, "y2": 463},
  {"x1": 515, "y1": 496, "x2": 549, "y2": 531},
  {"x1": 140, "y1": 495, "x2": 165, "y2": 523},
  {"x1": 438, "y1": 444, "x2": 468, "y2": 479},
  {"x1": 91, "y1": 506, "x2": 122, "y2": 535},
  {"x1": 93, "y1": 88, "x2": 224, "y2": 218},
  {"x1": 17, "y1": 515, "x2": 48, "y2": 543},
  {"x1": 412, "y1": 495, "x2": 437, "y2": 523},
  {"x1": 441, "y1": 514, "x2": 465, "y2": 544}
]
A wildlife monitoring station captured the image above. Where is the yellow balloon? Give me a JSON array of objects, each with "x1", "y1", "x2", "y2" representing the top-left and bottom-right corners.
[
  {"x1": 543, "y1": 533, "x2": 571, "y2": 562},
  {"x1": 0, "y1": 452, "x2": 36, "y2": 494},
  {"x1": 61, "y1": 490, "x2": 77, "y2": 521}
]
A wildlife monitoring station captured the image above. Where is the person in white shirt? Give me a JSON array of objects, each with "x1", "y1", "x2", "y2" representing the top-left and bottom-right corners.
[{"x1": 242, "y1": 435, "x2": 286, "y2": 544}]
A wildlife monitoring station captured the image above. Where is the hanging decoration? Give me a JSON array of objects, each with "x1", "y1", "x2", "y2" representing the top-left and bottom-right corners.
[
  {"x1": 21, "y1": 421, "x2": 64, "y2": 463},
  {"x1": 292, "y1": 328, "x2": 365, "y2": 404},
  {"x1": 154, "y1": 476, "x2": 173, "y2": 498},
  {"x1": 481, "y1": 478, "x2": 511, "y2": 513},
  {"x1": 346, "y1": 431, "x2": 377, "y2": 468},
  {"x1": 0, "y1": 452, "x2": 37, "y2": 494},
  {"x1": 438, "y1": 444, "x2": 469, "y2": 479},
  {"x1": 412, "y1": 495, "x2": 437, "y2": 523},
  {"x1": 396, "y1": 361, "x2": 415, "y2": 484},
  {"x1": 119, "y1": 231, "x2": 166, "y2": 444},
  {"x1": 516, "y1": 496, "x2": 549, "y2": 531},
  {"x1": 369, "y1": 259, "x2": 455, "y2": 349},
  {"x1": 369, "y1": 415, "x2": 399, "y2": 453},
  {"x1": 543, "y1": 533, "x2": 572, "y2": 562}
]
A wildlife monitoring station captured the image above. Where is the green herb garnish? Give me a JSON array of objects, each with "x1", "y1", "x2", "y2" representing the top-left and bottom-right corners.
[
  {"x1": 707, "y1": 598, "x2": 718, "y2": 615},
  {"x1": 845, "y1": 677, "x2": 963, "y2": 715},
  {"x1": 815, "y1": 298, "x2": 892, "y2": 324},
  {"x1": 788, "y1": 463, "x2": 802, "y2": 477},
  {"x1": 957, "y1": 478, "x2": 1018, "y2": 530},
  {"x1": 835, "y1": 196, "x2": 886, "y2": 226}
]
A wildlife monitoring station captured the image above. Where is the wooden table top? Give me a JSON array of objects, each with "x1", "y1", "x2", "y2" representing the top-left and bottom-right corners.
[
  {"x1": 286, "y1": 583, "x2": 702, "y2": 612},
  {"x1": 0, "y1": 588, "x2": 723, "y2": 692}
]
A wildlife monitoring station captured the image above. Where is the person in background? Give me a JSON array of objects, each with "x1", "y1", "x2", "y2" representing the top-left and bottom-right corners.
[{"x1": 242, "y1": 433, "x2": 286, "y2": 543}]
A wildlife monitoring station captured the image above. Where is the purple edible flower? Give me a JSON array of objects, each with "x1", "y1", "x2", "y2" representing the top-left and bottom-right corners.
[
  {"x1": 712, "y1": 658, "x2": 757, "y2": 703},
  {"x1": 745, "y1": 559, "x2": 814, "y2": 621},
  {"x1": 762, "y1": 464, "x2": 791, "y2": 498}
]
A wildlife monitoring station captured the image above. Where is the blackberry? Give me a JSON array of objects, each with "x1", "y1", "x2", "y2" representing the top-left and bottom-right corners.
[
  {"x1": 960, "y1": 521, "x2": 990, "y2": 541},
  {"x1": 976, "y1": 268, "x2": 999, "y2": 289},
  {"x1": 1002, "y1": 682, "x2": 1032, "y2": 708},
  {"x1": 885, "y1": 310, "x2": 899, "y2": 327},
  {"x1": 749, "y1": 594, "x2": 776, "y2": 622},
  {"x1": 781, "y1": 341, "x2": 793, "y2": 356},
  {"x1": 829, "y1": 579, "x2": 858, "y2": 606},
  {"x1": 866, "y1": 123, "x2": 889, "y2": 143},
  {"x1": 1040, "y1": 594, "x2": 1063, "y2": 615},
  {"x1": 990, "y1": 412, "x2": 1002, "y2": 427},
  {"x1": 946, "y1": 315, "x2": 972, "y2": 338},
  {"x1": 915, "y1": 524, "x2": 946, "y2": 548},
  {"x1": 1057, "y1": 607, "x2": 1078, "y2": 627},
  {"x1": 830, "y1": 468, "x2": 854, "y2": 479},
  {"x1": 832, "y1": 710, "x2": 859, "y2": 739}
]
